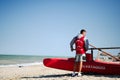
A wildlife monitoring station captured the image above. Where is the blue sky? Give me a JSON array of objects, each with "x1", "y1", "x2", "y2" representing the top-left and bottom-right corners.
[{"x1": 0, "y1": 0, "x2": 120, "y2": 56}]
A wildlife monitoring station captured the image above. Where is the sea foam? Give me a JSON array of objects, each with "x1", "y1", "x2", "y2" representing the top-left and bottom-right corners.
[{"x1": 0, "y1": 62, "x2": 43, "y2": 67}]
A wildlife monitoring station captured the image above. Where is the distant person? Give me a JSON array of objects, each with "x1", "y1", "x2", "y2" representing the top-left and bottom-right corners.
[{"x1": 70, "y1": 29, "x2": 89, "y2": 77}]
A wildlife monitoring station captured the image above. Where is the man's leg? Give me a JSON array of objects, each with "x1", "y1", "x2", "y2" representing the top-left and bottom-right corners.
[
  {"x1": 72, "y1": 55, "x2": 78, "y2": 77},
  {"x1": 77, "y1": 54, "x2": 84, "y2": 76},
  {"x1": 78, "y1": 61, "x2": 83, "y2": 72},
  {"x1": 77, "y1": 61, "x2": 83, "y2": 76},
  {"x1": 73, "y1": 62, "x2": 77, "y2": 72},
  {"x1": 72, "y1": 62, "x2": 77, "y2": 77}
]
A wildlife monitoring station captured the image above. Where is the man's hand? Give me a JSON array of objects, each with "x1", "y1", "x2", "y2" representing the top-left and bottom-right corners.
[{"x1": 71, "y1": 48, "x2": 74, "y2": 52}]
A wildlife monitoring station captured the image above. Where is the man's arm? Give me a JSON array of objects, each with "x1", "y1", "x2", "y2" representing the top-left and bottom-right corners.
[
  {"x1": 84, "y1": 37, "x2": 89, "y2": 51},
  {"x1": 70, "y1": 36, "x2": 77, "y2": 51}
]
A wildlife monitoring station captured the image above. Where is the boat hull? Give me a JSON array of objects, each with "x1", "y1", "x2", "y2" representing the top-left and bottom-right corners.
[{"x1": 43, "y1": 58, "x2": 120, "y2": 75}]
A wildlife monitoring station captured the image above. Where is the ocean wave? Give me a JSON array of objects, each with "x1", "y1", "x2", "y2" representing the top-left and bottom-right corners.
[{"x1": 0, "y1": 62, "x2": 43, "y2": 67}]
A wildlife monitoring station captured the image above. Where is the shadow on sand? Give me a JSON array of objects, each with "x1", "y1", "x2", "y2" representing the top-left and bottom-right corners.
[
  {"x1": 22, "y1": 73, "x2": 71, "y2": 79},
  {"x1": 21, "y1": 73, "x2": 120, "y2": 79}
]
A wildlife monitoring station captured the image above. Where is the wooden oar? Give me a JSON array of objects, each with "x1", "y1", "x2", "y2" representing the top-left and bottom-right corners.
[{"x1": 89, "y1": 44, "x2": 120, "y2": 61}]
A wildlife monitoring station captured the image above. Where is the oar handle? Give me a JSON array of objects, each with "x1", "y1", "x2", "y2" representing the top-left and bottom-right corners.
[{"x1": 89, "y1": 44, "x2": 120, "y2": 61}]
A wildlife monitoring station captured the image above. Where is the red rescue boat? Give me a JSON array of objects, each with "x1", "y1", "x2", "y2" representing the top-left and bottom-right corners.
[{"x1": 43, "y1": 47, "x2": 120, "y2": 75}]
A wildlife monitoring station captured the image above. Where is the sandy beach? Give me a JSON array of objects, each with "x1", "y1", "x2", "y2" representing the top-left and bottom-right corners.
[{"x1": 0, "y1": 64, "x2": 119, "y2": 80}]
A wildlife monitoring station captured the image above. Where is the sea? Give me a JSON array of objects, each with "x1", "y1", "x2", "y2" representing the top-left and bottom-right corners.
[{"x1": 0, "y1": 54, "x2": 62, "y2": 67}]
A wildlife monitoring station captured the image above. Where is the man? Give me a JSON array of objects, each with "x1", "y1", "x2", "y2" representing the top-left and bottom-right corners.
[{"x1": 70, "y1": 29, "x2": 88, "y2": 77}]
